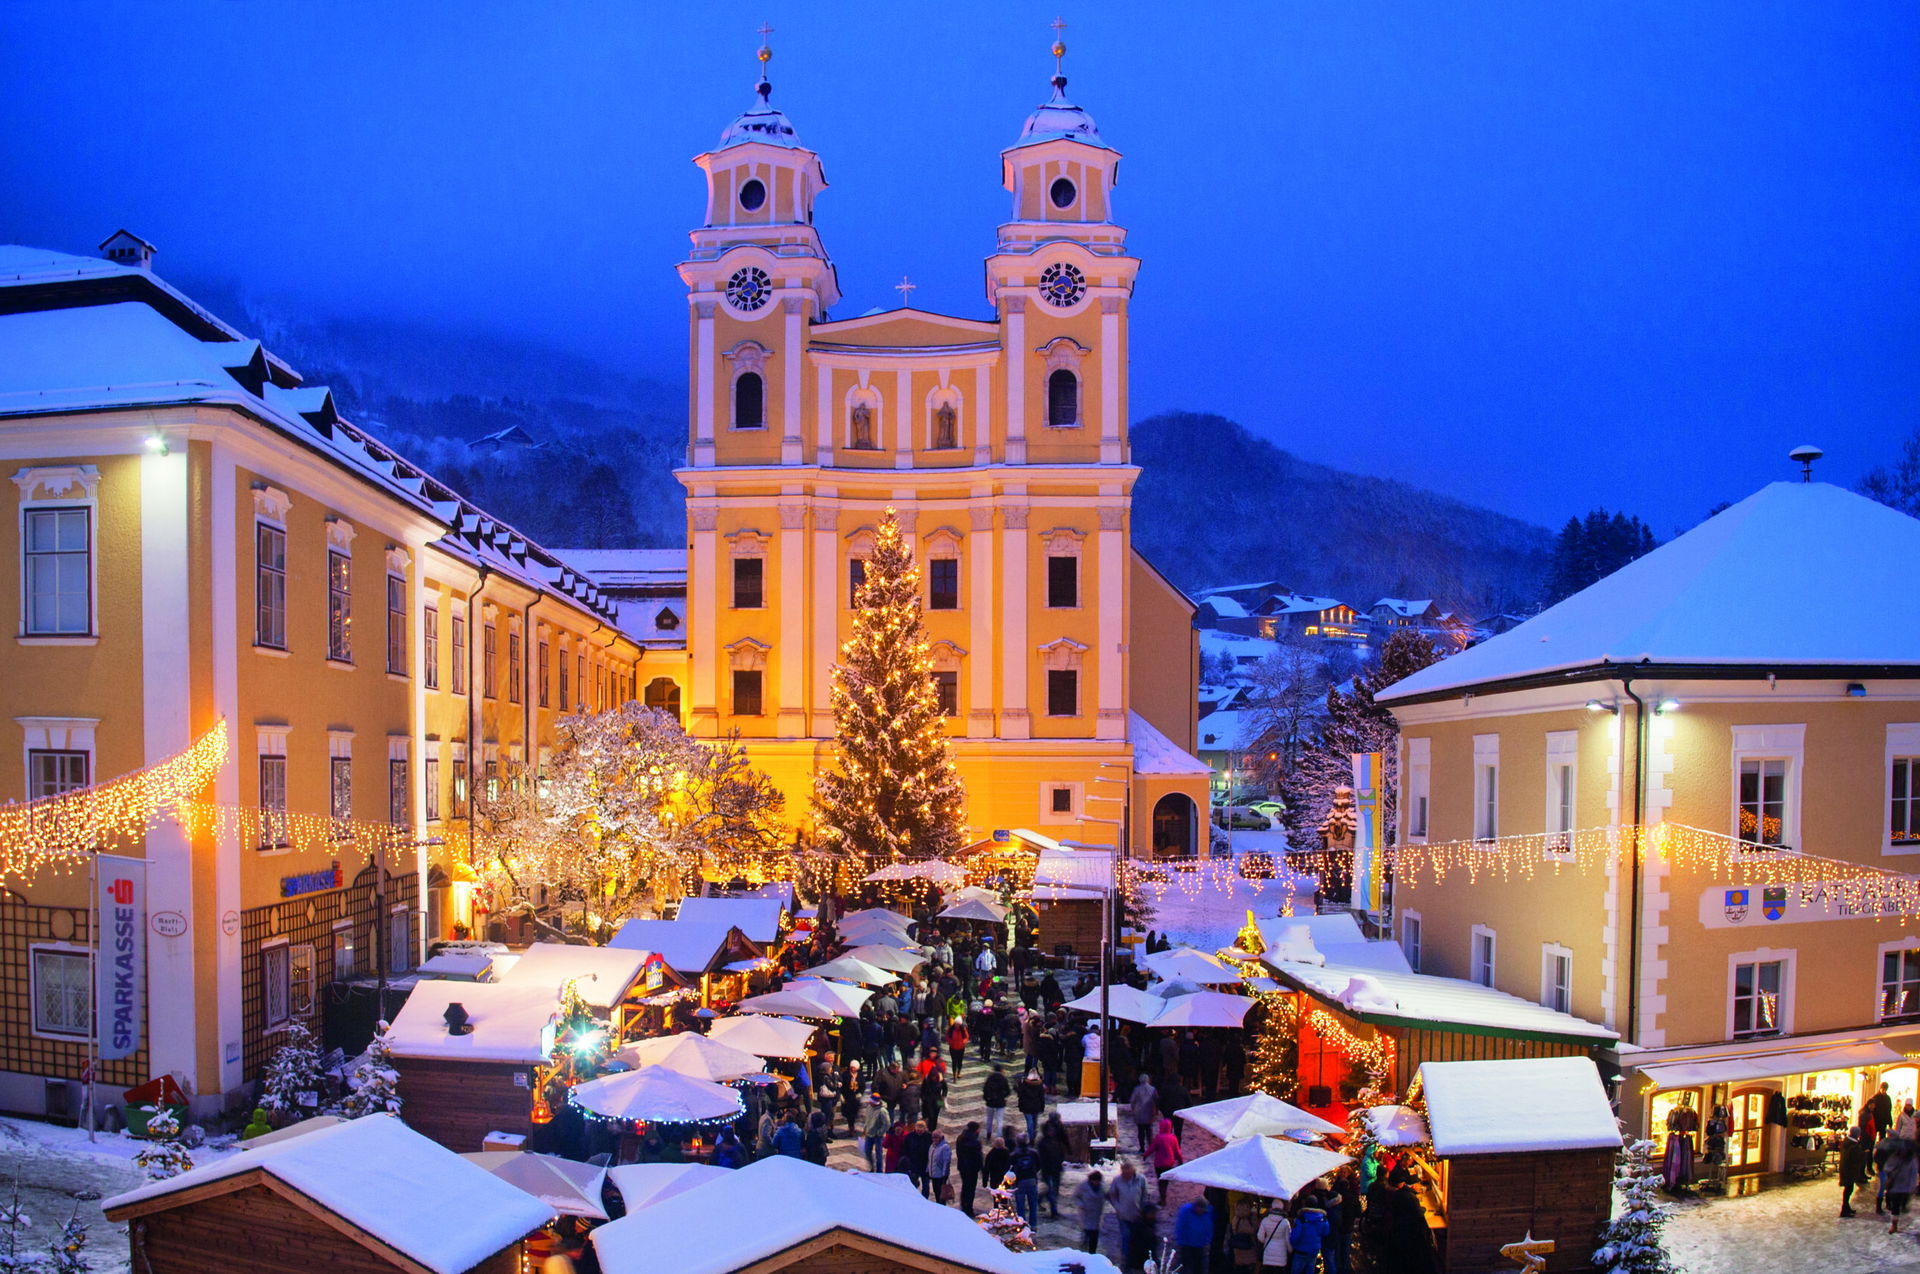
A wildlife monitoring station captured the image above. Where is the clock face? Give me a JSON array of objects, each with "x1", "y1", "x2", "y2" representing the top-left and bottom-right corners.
[
  {"x1": 1038, "y1": 261, "x2": 1086, "y2": 309},
  {"x1": 725, "y1": 266, "x2": 772, "y2": 312}
]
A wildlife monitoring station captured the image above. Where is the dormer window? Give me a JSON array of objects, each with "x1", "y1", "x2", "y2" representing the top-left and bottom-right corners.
[{"x1": 655, "y1": 607, "x2": 679, "y2": 632}]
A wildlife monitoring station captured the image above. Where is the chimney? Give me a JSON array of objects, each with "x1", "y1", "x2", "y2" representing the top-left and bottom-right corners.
[{"x1": 98, "y1": 230, "x2": 156, "y2": 271}]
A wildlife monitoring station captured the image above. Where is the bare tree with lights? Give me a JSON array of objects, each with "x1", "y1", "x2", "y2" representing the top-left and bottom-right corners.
[
  {"x1": 473, "y1": 704, "x2": 784, "y2": 940},
  {"x1": 813, "y1": 508, "x2": 966, "y2": 862}
]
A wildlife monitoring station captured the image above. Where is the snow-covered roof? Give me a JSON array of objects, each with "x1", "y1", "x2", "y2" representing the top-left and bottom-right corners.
[
  {"x1": 1034, "y1": 844, "x2": 1110, "y2": 892},
  {"x1": 1254, "y1": 915, "x2": 1412, "y2": 975},
  {"x1": 385, "y1": 979, "x2": 558, "y2": 1064},
  {"x1": 1130, "y1": 710, "x2": 1211, "y2": 776},
  {"x1": 1271, "y1": 958, "x2": 1615, "y2": 1044},
  {"x1": 1415, "y1": 1057, "x2": 1622, "y2": 1156},
  {"x1": 1269, "y1": 594, "x2": 1347, "y2": 616},
  {"x1": 493, "y1": 942, "x2": 659, "y2": 1008},
  {"x1": 1373, "y1": 598, "x2": 1435, "y2": 617},
  {"x1": 103, "y1": 1115, "x2": 553, "y2": 1274},
  {"x1": 717, "y1": 86, "x2": 805, "y2": 150},
  {"x1": 592, "y1": 1153, "x2": 1034, "y2": 1274},
  {"x1": 1382, "y1": 482, "x2": 1920, "y2": 703},
  {"x1": 1196, "y1": 710, "x2": 1250, "y2": 752},
  {"x1": 554, "y1": 547, "x2": 687, "y2": 586},
  {"x1": 417, "y1": 951, "x2": 499, "y2": 980},
  {"x1": 1007, "y1": 81, "x2": 1113, "y2": 154},
  {"x1": 1201, "y1": 595, "x2": 1249, "y2": 617},
  {"x1": 674, "y1": 896, "x2": 786, "y2": 945},
  {"x1": 607, "y1": 918, "x2": 747, "y2": 973}
]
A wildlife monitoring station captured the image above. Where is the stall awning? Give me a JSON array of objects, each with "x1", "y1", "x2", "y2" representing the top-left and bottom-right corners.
[{"x1": 1639, "y1": 1040, "x2": 1906, "y2": 1090}]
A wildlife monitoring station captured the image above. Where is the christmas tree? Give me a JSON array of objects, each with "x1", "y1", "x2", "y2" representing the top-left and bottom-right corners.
[
  {"x1": 260, "y1": 1019, "x2": 325, "y2": 1121},
  {"x1": 975, "y1": 1175, "x2": 1035, "y2": 1251},
  {"x1": 133, "y1": 1109, "x2": 194, "y2": 1182},
  {"x1": 1592, "y1": 1135, "x2": 1683, "y2": 1274},
  {"x1": 339, "y1": 1020, "x2": 404, "y2": 1118},
  {"x1": 46, "y1": 1207, "x2": 88, "y2": 1274},
  {"x1": 813, "y1": 508, "x2": 966, "y2": 861},
  {"x1": 0, "y1": 1179, "x2": 31, "y2": 1272}
]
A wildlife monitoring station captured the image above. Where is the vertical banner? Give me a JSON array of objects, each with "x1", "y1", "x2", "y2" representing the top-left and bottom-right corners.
[
  {"x1": 1352, "y1": 752, "x2": 1384, "y2": 914},
  {"x1": 96, "y1": 855, "x2": 146, "y2": 1062}
]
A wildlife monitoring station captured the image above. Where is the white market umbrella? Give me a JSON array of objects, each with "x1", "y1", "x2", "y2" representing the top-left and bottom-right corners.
[
  {"x1": 1181, "y1": 1092, "x2": 1345, "y2": 1141},
  {"x1": 1150, "y1": 977, "x2": 1207, "y2": 1000},
  {"x1": 789, "y1": 977, "x2": 874, "y2": 1015},
  {"x1": 839, "y1": 926, "x2": 919, "y2": 951},
  {"x1": 1062, "y1": 984, "x2": 1166, "y2": 1024},
  {"x1": 606, "y1": 1162, "x2": 732, "y2": 1212},
  {"x1": 569, "y1": 1066, "x2": 744, "y2": 1125},
  {"x1": 947, "y1": 885, "x2": 1003, "y2": 906},
  {"x1": 1143, "y1": 947, "x2": 1243, "y2": 986},
  {"x1": 864, "y1": 861, "x2": 966, "y2": 886},
  {"x1": 1161, "y1": 1135, "x2": 1351, "y2": 1200},
  {"x1": 461, "y1": 1150, "x2": 609, "y2": 1220},
  {"x1": 939, "y1": 898, "x2": 1009, "y2": 923},
  {"x1": 1151, "y1": 991, "x2": 1255, "y2": 1029},
  {"x1": 708, "y1": 1013, "x2": 817, "y2": 1059},
  {"x1": 617, "y1": 1031, "x2": 766, "y2": 1083},
  {"x1": 838, "y1": 915, "x2": 915, "y2": 941},
  {"x1": 1361, "y1": 1104, "x2": 1430, "y2": 1148},
  {"x1": 800, "y1": 956, "x2": 898, "y2": 986},
  {"x1": 736, "y1": 985, "x2": 849, "y2": 1019},
  {"x1": 845, "y1": 944, "x2": 927, "y2": 974},
  {"x1": 840, "y1": 907, "x2": 914, "y2": 926}
]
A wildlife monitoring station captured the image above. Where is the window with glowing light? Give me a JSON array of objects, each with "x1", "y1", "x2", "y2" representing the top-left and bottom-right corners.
[
  {"x1": 326, "y1": 550, "x2": 352, "y2": 662},
  {"x1": 423, "y1": 606, "x2": 439, "y2": 689},
  {"x1": 483, "y1": 622, "x2": 498, "y2": 699},
  {"x1": 538, "y1": 639, "x2": 550, "y2": 707},
  {"x1": 1738, "y1": 758, "x2": 1789, "y2": 848},
  {"x1": 508, "y1": 630, "x2": 523, "y2": 704},
  {"x1": 27, "y1": 750, "x2": 87, "y2": 800},
  {"x1": 1732, "y1": 959, "x2": 1784, "y2": 1037},
  {"x1": 330, "y1": 756, "x2": 353, "y2": 836},
  {"x1": 259, "y1": 755, "x2": 289, "y2": 850},
  {"x1": 424, "y1": 757, "x2": 441, "y2": 822}
]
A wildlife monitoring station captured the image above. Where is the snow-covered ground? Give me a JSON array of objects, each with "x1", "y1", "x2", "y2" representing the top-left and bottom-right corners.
[
  {"x1": 1667, "y1": 1175, "x2": 1920, "y2": 1273},
  {"x1": 0, "y1": 1118, "x2": 237, "y2": 1273},
  {"x1": 1137, "y1": 829, "x2": 1311, "y2": 951}
]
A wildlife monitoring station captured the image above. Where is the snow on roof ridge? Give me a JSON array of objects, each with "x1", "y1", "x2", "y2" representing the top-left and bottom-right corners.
[{"x1": 1129, "y1": 710, "x2": 1211, "y2": 775}]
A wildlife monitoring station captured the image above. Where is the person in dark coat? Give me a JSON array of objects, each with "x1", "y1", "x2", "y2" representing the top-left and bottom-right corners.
[
  {"x1": 983, "y1": 1065, "x2": 1013, "y2": 1140},
  {"x1": 1157, "y1": 1072, "x2": 1191, "y2": 1140},
  {"x1": 1380, "y1": 1169, "x2": 1440, "y2": 1274},
  {"x1": 1039, "y1": 1117, "x2": 1070, "y2": 1218},
  {"x1": 1220, "y1": 1031, "x2": 1246, "y2": 1097},
  {"x1": 1039, "y1": 970, "x2": 1064, "y2": 1008},
  {"x1": 956, "y1": 1121, "x2": 985, "y2": 1214},
  {"x1": 1841, "y1": 1125, "x2": 1872, "y2": 1217},
  {"x1": 1017, "y1": 1070, "x2": 1049, "y2": 1143},
  {"x1": 984, "y1": 1132, "x2": 1014, "y2": 1196},
  {"x1": 1869, "y1": 1083, "x2": 1895, "y2": 1140},
  {"x1": 904, "y1": 1120, "x2": 934, "y2": 1194},
  {"x1": 923, "y1": 1064, "x2": 948, "y2": 1131}
]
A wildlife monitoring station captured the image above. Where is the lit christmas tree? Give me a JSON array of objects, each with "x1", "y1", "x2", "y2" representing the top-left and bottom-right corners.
[
  {"x1": 813, "y1": 508, "x2": 966, "y2": 861},
  {"x1": 339, "y1": 1020, "x2": 404, "y2": 1118},
  {"x1": 1592, "y1": 1134, "x2": 1683, "y2": 1274},
  {"x1": 46, "y1": 1207, "x2": 88, "y2": 1274},
  {"x1": 133, "y1": 1109, "x2": 194, "y2": 1182},
  {"x1": 260, "y1": 1019, "x2": 325, "y2": 1121},
  {"x1": 975, "y1": 1175, "x2": 1035, "y2": 1251}
]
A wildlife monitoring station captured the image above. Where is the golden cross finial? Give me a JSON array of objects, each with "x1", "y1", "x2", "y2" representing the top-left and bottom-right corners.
[
  {"x1": 894, "y1": 276, "x2": 917, "y2": 305},
  {"x1": 1050, "y1": 16, "x2": 1067, "y2": 74},
  {"x1": 756, "y1": 21, "x2": 774, "y2": 66}
]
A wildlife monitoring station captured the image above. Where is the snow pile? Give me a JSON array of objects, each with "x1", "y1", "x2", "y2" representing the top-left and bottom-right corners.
[
  {"x1": 1337, "y1": 974, "x2": 1398, "y2": 1014},
  {"x1": 1128, "y1": 711, "x2": 1212, "y2": 776},
  {"x1": 1265, "y1": 923, "x2": 1325, "y2": 967}
]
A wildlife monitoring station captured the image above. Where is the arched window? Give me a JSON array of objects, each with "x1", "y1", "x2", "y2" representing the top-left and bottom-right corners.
[
  {"x1": 850, "y1": 404, "x2": 876, "y2": 450},
  {"x1": 733, "y1": 372, "x2": 764, "y2": 430},
  {"x1": 1047, "y1": 369, "x2": 1079, "y2": 429},
  {"x1": 932, "y1": 404, "x2": 957, "y2": 450},
  {"x1": 644, "y1": 677, "x2": 681, "y2": 723}
]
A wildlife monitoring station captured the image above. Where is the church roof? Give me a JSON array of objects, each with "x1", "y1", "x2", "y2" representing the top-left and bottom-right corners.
[
  {"x1": 717, "y1": 75, "x2": 803, "y2": 151},
  {"x1": 1008, "y1": 78, "x2": 1112, "y2": 154},
  {"x1": 1381, "y1": 481, "x2": 1920, "y2": 703}
]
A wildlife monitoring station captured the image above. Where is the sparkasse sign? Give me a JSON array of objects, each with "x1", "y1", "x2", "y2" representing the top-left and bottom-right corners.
[{"x1": 96, "y1": 855, "x2": 145, "y2": 1062}]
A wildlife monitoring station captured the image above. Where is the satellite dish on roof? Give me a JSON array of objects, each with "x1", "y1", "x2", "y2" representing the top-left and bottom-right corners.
[{"x1": 1788, "y1": 444, "x2": 1823, "y2": 482}]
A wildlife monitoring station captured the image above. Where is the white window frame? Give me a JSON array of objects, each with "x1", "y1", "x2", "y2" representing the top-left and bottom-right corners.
[
  {"x1": 423, "y1": 604, "x2": 440, "y2": 690},
  {"x1": 326, "y1": 536, "x2": 354, "y2": 665},
  {"x1": 1541, "y1": 942, "x2": 1573, "y2": 1014},
  {"x1": 1730, "y1": 724, "x2": 1804, "y2": 853},
  {"x1": 1727, "y1": 947, "x2": 1793, "y2": 1040},
  {"x1": 331, "y1": 921, "x2": 356, "y2": 983},
  {"x1": 1877, "y1": 935, "x2": 1920, "y2": 1022},
  {"x1": 29, "y1": 943, "x2": 91, "y2": 1040},
  {"x1": 329, "y1": 732, "x2": 354, "y2": 837},
  {"x1": 257, "y1": 727, "x2": 290, "y2": 853},
  {"x1": 1473, "y1": 734, "x2": 1500, "y2": 841},
  {"x1": 1401, "y1": 910, "x2": 1422, "y2": 972},
  {"x1": 1886, "y1": 725, "x2": 1920, "y2": 856},
  {"x1": 1404, "y1": 737, "x2": 1430, "y2": 842},
  {"x1": 19, "y1": 717, "x2": 96, "y2": 802},
  {"x1": 1470, "y1": 924, "x2": 1497, "y2": 988},
  {"x1": 1544, "y1": 730, "x2": 1577, "y2": 860},
  {"x1": 14, "y1": 465, "x2": 100, "y2": 642},
  {"x1": 424, "y1": 754, "x2": 442, "y2": 823}
]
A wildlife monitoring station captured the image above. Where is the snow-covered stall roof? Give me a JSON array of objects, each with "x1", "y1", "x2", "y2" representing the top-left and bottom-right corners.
[
  {"x1": 674, "y1": 896, "x2": 786, "y2": 945},
  {"x1": 607, "y1": 918, "x2": 747, "y2": 974},
  {"x1": 1381, "y1": 482, "x2": 1920, "y2": 703},
  {"x1": 591, "y1": 1154, "x2": 1034, "y2": 1274},
  {"x1": 103, "y1": 1115, "x2": 553, "y2": 1274},
  {"x1": 1416, "y1": 1057, "x2": 1622, "y2": 1156},
  {"x1": 493, "y1": 942, "x2": 659, "y2": 1008},
  {"x1": 1130, "y1": 711, "x2": 1211, "y2": 776},
  {"x1": 1254, "y1": 915, "x2": 1413, "y2": 975},
  {"x1": 385, "y1": 979, "x2": 558, "y2": 1064},
  {"x1": 1271, "y1": 958, "x2": 1615, "y2": 1045}
]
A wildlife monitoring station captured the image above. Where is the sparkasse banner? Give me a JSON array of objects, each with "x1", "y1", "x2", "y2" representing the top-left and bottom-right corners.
[{"x1": 96, "y1": 855, "x2": 145, "y2": 1061}]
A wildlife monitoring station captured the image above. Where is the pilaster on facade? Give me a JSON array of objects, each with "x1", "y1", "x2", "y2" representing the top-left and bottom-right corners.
[
  {"x1": 809, "y1": 500, "x2": 839, "y2": 737},
  {"x1": 1099, "y1": 297, "x2": 1124, "y2": 465},
  {"x1": 999, "y1": 499, "x2": 1030, "y2": 738},
  {"x1": 688, "y1": 502, "x2": 720, "y2": 736},
  {"x1": 1096, "y1": 504, "x2": 1125, "y2": 739},
  {"x1": 972, "y1": 365, "x2": 993, "y2": 466},
  {"x1": 776, "y1": 499, "x2": 808, "y2": 736},
  {"x1": 967, "y1": 502, "x2": 997, "y2": 738},
  {"x1": 1004, "y1": 297, "x2": 1027, "y2": 465},
  {"x1": 893, "y1": 369, "x2": 913, "y2": 470},
  {"x1": 693, "y1": 299, "x2": 718, "y2": 467},
  {"x1": 781, "y1": 299, "x2": 805, "y2": 465}
]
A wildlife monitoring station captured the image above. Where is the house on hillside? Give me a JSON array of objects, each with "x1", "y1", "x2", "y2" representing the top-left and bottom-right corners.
[
  {"x1": 469, "y1": 423, "x2": 539, "y2": 454},
  {"x1": 1259, "y1": 595, "x2": 1368, "y2": 644},
  {"x1": 1378, "y1": 479, "x2": 1920, "y2": 1178}
]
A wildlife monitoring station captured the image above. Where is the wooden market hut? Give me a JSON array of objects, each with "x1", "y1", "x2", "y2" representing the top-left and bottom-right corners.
[
  {"x1": 592, "y1": 1154, "x2": 1036, "y2": 1274},
  {"x1": 385, "y1": 980, "x2": 559, "y2": 1151},
  {"x1": 103, "y1": 1115, "x2": 554, "y2": 1274},
  {"x1": 675, "y1": 895, "x2": 788, "y2": 949},
  {"x1": 494, "y1": 941, "x2": 685, "y2": 1042},
  {"x1": 1029, "y1": 842, "x2": 1108, "y2": 962},
  {"x1": 609, "y1": 919, "x2": 766, "y2": 1007},
  {"x1": 1410, "y1": 1056, "x2": 1622, "y2": 1273}
]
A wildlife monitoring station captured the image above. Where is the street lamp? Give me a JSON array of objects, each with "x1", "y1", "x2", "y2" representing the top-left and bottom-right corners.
[{"x1": 1075, "y1": 757, "x2": 1132, "y2": 1148}]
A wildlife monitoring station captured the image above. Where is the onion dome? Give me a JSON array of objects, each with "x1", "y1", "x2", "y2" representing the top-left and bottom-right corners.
[{"x1": 717, "y1": 32, "x2": 803, "y2": 150}]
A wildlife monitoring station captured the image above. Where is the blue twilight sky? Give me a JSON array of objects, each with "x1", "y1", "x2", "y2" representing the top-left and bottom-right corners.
[{"x1": 4, "y1": 2, "x2": 1917, "y2": 531}]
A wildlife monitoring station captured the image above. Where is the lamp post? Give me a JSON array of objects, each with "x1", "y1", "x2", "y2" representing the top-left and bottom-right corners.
[{"x1": 1080, "y1": 758, "x2": 1132, "y2": 1147}]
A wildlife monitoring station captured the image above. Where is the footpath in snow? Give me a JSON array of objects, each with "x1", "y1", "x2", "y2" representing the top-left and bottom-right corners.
[{"x1": 1667, "y1": 1175, "x2": 1920, "y2": 1274}]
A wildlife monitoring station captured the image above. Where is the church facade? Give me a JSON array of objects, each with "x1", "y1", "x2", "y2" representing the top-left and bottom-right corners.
[{"x1": 650, "y1": 49, "x2": 1209, "y2": 858}]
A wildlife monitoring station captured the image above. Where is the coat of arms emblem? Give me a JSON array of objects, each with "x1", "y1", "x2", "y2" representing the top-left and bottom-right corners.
[{"x1": 1724, "y1": 888, "x2": 1749, "y2": 923}]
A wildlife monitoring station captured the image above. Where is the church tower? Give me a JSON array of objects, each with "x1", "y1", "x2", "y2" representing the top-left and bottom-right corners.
[{"x1": 673, "y1": 28, "x2": 1203, "y2": 858}]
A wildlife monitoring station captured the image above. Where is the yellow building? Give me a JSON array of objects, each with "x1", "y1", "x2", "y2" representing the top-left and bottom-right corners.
[
  {"x1": 0, "y1": 238, "x2": 641, "y2": 1116},
  {"x1": 657, "y1": 47, "x2": 1207, "y2": 860},
  {"x1": 1378, "y1": 480, "x2": 1920, "y2": 1177}
]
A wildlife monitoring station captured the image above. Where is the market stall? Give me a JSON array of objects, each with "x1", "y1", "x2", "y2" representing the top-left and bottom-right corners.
[
  {"x1": 609, "y1": 918, "x2": 769, "y2": 1009},
  {"x1": 386, "y1": 980, "x2": 561, "y2": 1151},
  {"x1": 1412, "y1": 1056, "x2": 1621, "y2": 1273},
  {"x1": 494, "y1": 941, "x2": 683, "y2": 1044}
]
